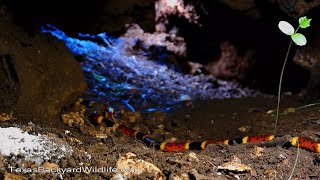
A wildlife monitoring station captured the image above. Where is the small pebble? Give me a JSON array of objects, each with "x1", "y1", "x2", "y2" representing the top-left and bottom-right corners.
[
  {"x1": 68, "y1": 158, "x2": 77, "y2": 167},
  {"x1": 185, "y1": 115, "x2": 192, "y2": 121},
  {"x1": 59, "y1": 159, "x2": 68, "y2": 168}
]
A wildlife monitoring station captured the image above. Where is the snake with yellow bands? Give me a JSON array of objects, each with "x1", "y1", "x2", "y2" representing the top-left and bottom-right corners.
[{"x1": 78, "y1": 98, "x2": 320, "y2": 153}]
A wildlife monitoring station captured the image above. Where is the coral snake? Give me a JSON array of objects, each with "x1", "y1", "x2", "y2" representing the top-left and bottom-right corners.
[{"x1": 77, "y1": 98, "x2": 320, "y2": 153}]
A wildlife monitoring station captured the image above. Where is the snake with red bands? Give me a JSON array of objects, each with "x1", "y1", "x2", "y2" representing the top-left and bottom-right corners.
[{"x1": 77, "y1": 98, "x2": 320, "y2": 153}]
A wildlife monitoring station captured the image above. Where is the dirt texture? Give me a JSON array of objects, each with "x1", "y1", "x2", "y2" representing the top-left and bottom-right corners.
[
  {"x1": 0, "y1": 8, "x2": 86, "y2": 124},
  {"x1": 1, "y1": 95, "x2": 320, "y2": 179}
]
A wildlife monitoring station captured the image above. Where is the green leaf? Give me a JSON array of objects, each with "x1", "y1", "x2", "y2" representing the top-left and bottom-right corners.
[
  {"x1": 278, "y1": 21, "x2": 295, "y2": 35},
  {"x1": 291, "y1": 33, "x2": 307, "y2": 46},
  {"x1": 299, "y1": 16, "x2": 311, "y2": 28}
]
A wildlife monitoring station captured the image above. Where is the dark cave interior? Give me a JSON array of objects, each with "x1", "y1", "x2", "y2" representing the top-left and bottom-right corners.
[{"x1": 3, "y1": 0, "x2": 320, "y2": 95}]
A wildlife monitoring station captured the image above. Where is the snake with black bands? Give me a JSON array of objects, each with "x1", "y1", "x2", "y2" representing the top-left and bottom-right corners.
[{"x1": 77, "y1": 98, "x2": 320, "y2": 153}]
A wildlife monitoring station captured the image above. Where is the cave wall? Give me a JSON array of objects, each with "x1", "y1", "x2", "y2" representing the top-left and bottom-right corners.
[
  {"x1": 0, "y1": 7, "x2": 86, "y2": 124},
  {"x1": 1, "y1": 0, "x2": 320, "y2": 95}
]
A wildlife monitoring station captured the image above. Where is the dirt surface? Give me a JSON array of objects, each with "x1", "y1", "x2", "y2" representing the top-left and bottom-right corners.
[
  {"x1": 1, "y1": 94, "x2": 320, "y2": 179},
  {"x1": 0, "y1": 4, "x2": 320, "y2": 179}
]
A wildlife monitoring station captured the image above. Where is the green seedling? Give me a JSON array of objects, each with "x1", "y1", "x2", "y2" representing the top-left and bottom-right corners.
[
  {"x1": 275, "y1": 16, "x2": 311, "y2": 135},
  {"x1": 277, "y1": 16, "x2": 311, "y2": 180}
]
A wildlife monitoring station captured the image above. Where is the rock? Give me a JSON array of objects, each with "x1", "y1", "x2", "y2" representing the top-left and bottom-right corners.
[
  {"x1": 58, "y1": 158, "x2": 68, "y2": 168},
  {"x1": 41, "y1": 162, "x2": 59, "y2": 170},
  {"x1": 116, "y1": 152, "x2": 164, "y2": 179},
  {"x1": 217, "y1": 0, "x2": 320, "y2": 18},
  {"x1": 3, "y1": 172, "x2": 27, "y2": 180},
  {"x1": 273, "y1": 0, "x2": 320, "y2": 18},
  {"x1": 67, "y1": 157, "x2": 77, "y2": 168},
  {"x1": 0, "y1": 9, "x2": 86, "y2": 123},
  {"x1": 204, "y1": 41, "x2": 255, "y2": 81},
  {"x1": 217, "y1": 156, "x2": 252, "y2": 173},
  {"x1": 61, "y1": 112, "x2": 85, "y2": 127},
  {"x1": 217, "y1": 0, "x2": 260, "y2": 18},
  {"x1": 6, "y1": 0, "x2": 155, "y2": 35},
  {"x1": 293, "y1": 24, "x2": 320, "y2": 102},
  {"x1": 0, "y1": 111, "x2": 15, "y2": 122}
]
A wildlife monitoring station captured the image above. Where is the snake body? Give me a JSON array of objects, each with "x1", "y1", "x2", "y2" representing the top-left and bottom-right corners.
[{"x1": 77, "y1": 98, "x2": 320, "y2": 153}]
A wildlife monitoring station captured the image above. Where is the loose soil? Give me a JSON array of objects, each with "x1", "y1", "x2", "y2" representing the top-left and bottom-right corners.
[{"x1": 1, "y1": 94, "x2": 320, "y2": 179}]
